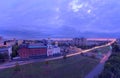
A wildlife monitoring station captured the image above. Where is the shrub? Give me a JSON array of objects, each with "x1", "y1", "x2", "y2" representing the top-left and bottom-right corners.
[
  {"x1": 91, "y1": 54, "x2": 96, "y2": 59},
  {"x1": 99, "y1": 52, "x2": 120, "y2": 78},
  {"x1": 14, "y1": 62, "x2": 21, "y2": 72},
  {"x1": 63, "y1": 55, "x2": 67, "y2": 59},
  {"x1": 99, "y1": 70, "x2": 112, "y2": 78},
  {"x1": 45, "y1": 61, "x2": 49, "y2": 65}
]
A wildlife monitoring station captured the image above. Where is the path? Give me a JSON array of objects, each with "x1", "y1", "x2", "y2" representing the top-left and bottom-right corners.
[{"x1": 85, "y1": 51, "x2": 112, "y2": 78}]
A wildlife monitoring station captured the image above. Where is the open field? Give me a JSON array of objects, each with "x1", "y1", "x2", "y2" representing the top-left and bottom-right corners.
[
  {"x1": 0, "y1": 55, "x2": 99, "y2": 78},
  {"x1": 97, "y1": 46, "x2": 110, "y2": 53},
  {"x1": 91, "y1": 46, "x2": 110, "y2": 54}
]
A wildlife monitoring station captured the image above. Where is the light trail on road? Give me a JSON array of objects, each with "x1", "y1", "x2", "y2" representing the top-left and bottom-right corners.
[
  {"x1": 67, "y1": 39, "x2": 116, "y2": 58},
  {"x1": 0, "y1": 39, "x2": 116, "y2": 69}
]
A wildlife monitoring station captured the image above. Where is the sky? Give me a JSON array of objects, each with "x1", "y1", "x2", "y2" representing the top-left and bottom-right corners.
[{"x1": 0, "y1": 0, "x2": 120, "y2": 39}]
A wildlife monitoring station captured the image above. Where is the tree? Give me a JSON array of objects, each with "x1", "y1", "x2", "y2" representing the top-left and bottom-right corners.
[
  {"x1": 63, "y1": 49, "x2": 67, "y2": 60},
  {"x1": 11, "y1": 44, "x2": 19, "y2": 58},
  {"x1": 4, "y1": 41, "x2": 7, "y2": 45},
  {"x1": 14, "y1": 62, "x2": 21, "y2": 72},
  {"x1": 112, "y1": 42, "x2": 120, "y2": 52}
]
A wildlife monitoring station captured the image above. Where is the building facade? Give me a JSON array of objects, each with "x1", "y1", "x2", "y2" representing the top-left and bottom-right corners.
[
  {"x1": 18, "y1": 44, "x2": 47, "y2": 58},
  {"x1": 47, "y1": 39, "x2": 61, "y2": 56},
  {"x1": 73, "y1": 38, "x2": 87, "y2": 46},
  {"x1": 0, "y1": 47, "x2": 12, "y2": 61}
]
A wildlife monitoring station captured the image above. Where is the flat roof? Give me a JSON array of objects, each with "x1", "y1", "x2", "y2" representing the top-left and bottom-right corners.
[
  {"x1": 28, "y1": 45, "x2": 47, "y2": 49},
  {"x1": 0, "y1": 48, "x2": 8, "y2": 52}
]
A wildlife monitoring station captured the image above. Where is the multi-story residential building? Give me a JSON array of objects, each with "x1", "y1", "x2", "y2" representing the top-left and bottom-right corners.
[
  {"x1": 73, "y1": 38, "x2": 87, "y2": 46},
  {"x1": 0, "y1": 46, "x2": 12, "y2": 61}
]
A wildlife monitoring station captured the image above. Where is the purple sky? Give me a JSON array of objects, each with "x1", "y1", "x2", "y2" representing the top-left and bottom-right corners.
[{"x1": 0, "y1": 0, "x2": 120, "y2": 39}]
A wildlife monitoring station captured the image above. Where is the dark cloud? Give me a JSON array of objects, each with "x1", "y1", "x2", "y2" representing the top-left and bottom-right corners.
[{"x1": 0, "y1": 0, "x2": 120, "y2": 38}]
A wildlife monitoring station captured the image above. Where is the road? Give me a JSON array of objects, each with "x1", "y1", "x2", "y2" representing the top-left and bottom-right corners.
[
  {"x1": 85, "y1": 51, "x2": 112, "y2": 78},
  {"x1": 84, "y1": 39, "x2": 116, "y2": 78},
  {"x1": 0, "y1": 39, "x2": 116, "y2": 70}
]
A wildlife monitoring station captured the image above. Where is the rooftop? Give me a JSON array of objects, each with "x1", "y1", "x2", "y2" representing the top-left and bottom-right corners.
[
  {"x1": 19, "y1": 43, "x2": 47, "y2": 49},
  {"x1": 28, "y1": 45, "x2": 47, "y2": 49},
  {"x1": 0, "y1": 47, "x2": 9, "y2": 52}
]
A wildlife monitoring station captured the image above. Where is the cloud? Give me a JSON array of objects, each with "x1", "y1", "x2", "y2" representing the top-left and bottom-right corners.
[
  {"x1": 69, "y1": 0, "x2": 83, "y2": 12},
  {"x1": 0, "y1": 0, "x2": 120, "y2": 38}
]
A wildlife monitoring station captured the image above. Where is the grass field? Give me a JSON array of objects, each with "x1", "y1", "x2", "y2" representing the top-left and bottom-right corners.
[
  {"x1": 98, "y1": 46, "x2": 110, "y2": 53},
  {"x1": 0, "y1": 55, "x2": 99, "y2": 78},
  {"x1": 92, "y1": 46, "x2": 110, "y2": 54}
]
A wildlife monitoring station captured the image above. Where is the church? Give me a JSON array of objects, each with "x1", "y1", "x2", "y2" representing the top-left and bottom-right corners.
[{"x1": 47, "y1": 38, "x2": 61, "y2": 56}]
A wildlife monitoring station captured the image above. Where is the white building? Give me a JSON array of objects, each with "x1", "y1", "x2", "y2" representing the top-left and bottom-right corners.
[
  {"x1": 0, "y1": 47, "x2": 12, "y2": 61},
  {"x1": 53, "y1": 41, "x2": 61, "y2": 54},
  {"x1": 18, "y1": 40, "x2": 23, "y2": 45},
  {"x1": 47, "y1": 38, "x2": 61, "y2": 56},
  {"x1": 0, "y1": 36, "x2": 4, "y2": 46}
]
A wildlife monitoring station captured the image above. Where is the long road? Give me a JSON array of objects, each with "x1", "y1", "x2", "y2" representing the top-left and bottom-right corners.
[
  {"x1": 85, "y1": 51, "x2": 112, "y2": 78},
  {"x1": 85, "y1": 39, "x2": 116, "y2": 78},
  {"x1": 0, "y1": 39, "x2": 116, "y2": 70}
]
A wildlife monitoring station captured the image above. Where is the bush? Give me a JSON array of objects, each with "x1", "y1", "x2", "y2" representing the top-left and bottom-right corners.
[
  {"x1": 63, "y1": 55, "x2": 67, "y2": 59},
  {"x1": 107, "y1": 56, "x2": 120, "y2": 65},
  {"x1": 45, "y1": 61, "x2": 49, "y2": 65},
  {"x1": 99, "y1": 53, "x2": 120, "y2": 78},
  {"x1": 11, "y1": 45, "x2": 19, "y2": 58},
  {"x1": 14, "y1": 62, "x2": 21, "y2": 72},
  {"x1": 99, "y1": 70, "x2": 112, "y2": 78},
  {"x1": 81, "y1": 53, "x2": 84, "y2": 56},
  {"x1": 91, "y1": 54, "x2": 96, "y2": 59}
]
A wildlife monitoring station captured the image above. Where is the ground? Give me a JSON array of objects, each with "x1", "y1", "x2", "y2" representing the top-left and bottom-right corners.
[
  {"x1": 96, "y1": 46, "x2": 110, "y2": 54},
  {"x1": 0, "y1": 54, "x2": 99, "y2": 78}
]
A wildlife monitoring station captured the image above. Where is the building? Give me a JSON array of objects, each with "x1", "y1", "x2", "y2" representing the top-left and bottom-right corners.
[
  {"x1": 0, "y1": 36, "x2": 4, "y2": 46},
  {"x1": 17, "y1": 40, "x2": 23, "y2": 45},
  {"x1": 0, "y1": 36, "x2": 2, "y2": 43},
  {"x1": 18, "y1": 44, "x2": 47, "y2": 58},
  {"x1": 18, "y1": 38, "x2": 61, "y2": 58},
  {"x1": 47, "y1": 39, "x2": 61, "y2": 56},
  {"x1": 0, "y1": 47, "x2": 12, "y2": 61},
  {"x1": 73, "y1": 38, "x2": 87, "y2": 46}
]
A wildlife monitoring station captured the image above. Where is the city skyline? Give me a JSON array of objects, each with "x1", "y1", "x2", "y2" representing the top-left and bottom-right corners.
[{"x1": 0, "y1": 0, "x2": 120, "y2": 38}]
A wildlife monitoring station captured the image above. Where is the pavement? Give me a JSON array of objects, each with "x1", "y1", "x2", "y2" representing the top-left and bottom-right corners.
[{"x1": 85, "y1": 51, "x2": 112, "y2": 78}]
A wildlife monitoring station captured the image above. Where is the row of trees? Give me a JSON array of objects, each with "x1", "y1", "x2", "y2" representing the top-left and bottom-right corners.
[
  {"x1": 11, "y1": 43, "x2": 19, "y2": 59},
  {"x1": 57, "y1": 42, "x2": 98, "y2": 50},
  {"x1": 0, "y1": 42, "x2": 19, "y2": 63},
  {"x1": 99, "y1": 53, "x2": 120, "y2": 78},
  {"x1": 98, "y1": 42, "x2": 120, "y2": 78}
]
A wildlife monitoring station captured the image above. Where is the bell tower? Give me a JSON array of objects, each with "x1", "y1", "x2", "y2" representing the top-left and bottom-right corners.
[
  {"x1": 47, "y1": 38, "x2": 52, "y2": 49},
  {"x1": 47, "y1": 38, "x2": 53, "y2": 56},
  {"x1": 55, "y1": 41, "x2": 58, "y2": 47}
]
